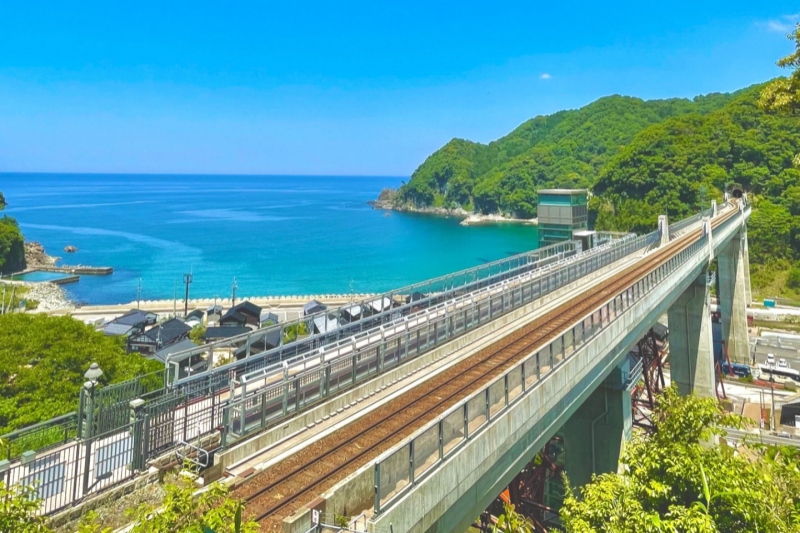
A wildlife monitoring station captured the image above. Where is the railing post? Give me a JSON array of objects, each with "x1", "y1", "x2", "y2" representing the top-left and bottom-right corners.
[
  {"x1": 378, "y1": 332, "x2": 385, "y2": 372},
  {"x1": 438, "y1": 421, "x2": 444, "y2": 460},
  {"x1": 260, "y1": 390, "x2": 267, "y2": 430},
  {"x1": 282, "y1": 381, "x2": 290, "y2": 416},
  {"x1": 464, "y1": 402, "x2": 470, "y2": 439},
  {"x1": 374, "y1": 464, "x2": 381, "y2": 513},
  {"x1": 294, "y1": 376, "x2": 301, "y2": 412},
  {"x1": 221, "y1": 406, "x2": 230, "y2": 447},
  {"x1": 409, "y1": 441, "x2": 415, "y2": 485}
]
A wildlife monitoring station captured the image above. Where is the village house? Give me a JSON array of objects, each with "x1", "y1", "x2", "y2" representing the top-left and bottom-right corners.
[{"x1": 128, "y1": 318, "x2": 192, "y2": 355}]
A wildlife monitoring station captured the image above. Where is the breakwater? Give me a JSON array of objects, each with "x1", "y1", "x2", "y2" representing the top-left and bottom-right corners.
[{"x1": 37, "y1": 265, "x2": 114, "y2": 275}]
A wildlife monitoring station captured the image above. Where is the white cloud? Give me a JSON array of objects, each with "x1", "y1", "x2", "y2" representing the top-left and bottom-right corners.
[
  {"x1": 540, "y1": 73, "x2": 552, "y2": 80},
  {"x1": 760, "y1": 14, "x2": 800, "y2": 33}
]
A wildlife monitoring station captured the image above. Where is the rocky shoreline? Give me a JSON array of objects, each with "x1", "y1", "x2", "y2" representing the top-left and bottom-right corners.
[
  {"x1": 369, "y1": 200, "x2": 536, "y2": 226},
  {"x1": 24, "y1": 282, "x2": 72, "y2": 311},
  {"x1": 24, "y1": 241, "x2": 59, "y2": 268}
]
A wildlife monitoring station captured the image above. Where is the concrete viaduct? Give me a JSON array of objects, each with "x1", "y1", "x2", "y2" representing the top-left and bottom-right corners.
[{"x1": 366, "y1": 199, "x2": 751, "y2": 533}]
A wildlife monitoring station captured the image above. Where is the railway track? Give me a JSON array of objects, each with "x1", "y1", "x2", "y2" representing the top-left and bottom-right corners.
[{"x1": 235, "y1": 207, "x2": 737, "y2": 531}]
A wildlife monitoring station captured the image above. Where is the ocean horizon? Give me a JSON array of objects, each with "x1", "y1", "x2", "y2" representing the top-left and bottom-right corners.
[{"x1": 1, "y1": 173, "x2": 539, "y2": 305}]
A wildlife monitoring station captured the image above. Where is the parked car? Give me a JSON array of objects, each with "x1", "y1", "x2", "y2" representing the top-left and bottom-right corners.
[
  {"x1": 767, "y1": 353, "x2": 776, "y2": 366},
  {"x1": 779, "y1": 358, "x2": 788, "y2": 368}
]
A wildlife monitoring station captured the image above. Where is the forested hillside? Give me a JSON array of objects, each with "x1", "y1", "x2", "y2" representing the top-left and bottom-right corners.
[
  {"x1": 397, "y1": 79, "x2": 800, "y2": 297},
  {"x1": 0, "y1": 190, "x2": 25, "y2": 275},
  {"x1": 591, "y1": 83, "x2": 800, "y2": 294},
  {"x1": 397, "y1": 91, "x2": 737, "y2": 217}
]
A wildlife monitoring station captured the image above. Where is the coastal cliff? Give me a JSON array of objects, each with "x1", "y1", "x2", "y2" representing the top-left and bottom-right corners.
[{"x1": 24, "y1": 241, "x2": 59, "y2": 268}]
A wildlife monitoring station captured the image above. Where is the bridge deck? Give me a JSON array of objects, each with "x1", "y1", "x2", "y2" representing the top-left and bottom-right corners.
[{"x1": 231, "y1": 206, "x2": 739, "y2": 531}]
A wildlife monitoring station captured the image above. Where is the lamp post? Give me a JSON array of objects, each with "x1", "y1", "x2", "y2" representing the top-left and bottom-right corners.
[{"x1": 81, "y1": 363, "x2": 103, "y2": 496}]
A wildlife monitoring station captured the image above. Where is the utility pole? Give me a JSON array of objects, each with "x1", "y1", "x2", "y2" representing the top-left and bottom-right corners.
[
  {"x1": 1, "y1": 284, "x2": 5, "y2": 314},
  {"x1": 173, "y1": 280, "x2": 177, "y2": 317},
  {"x1": 136, "y1": 278, "x2": 142, "y2": 310},
  {"x1": 183, "y1": 272, "x2": 193, "y2": 317},
  {"x1": 231, "y1": 277, "x2": 238, "y2": 307}
]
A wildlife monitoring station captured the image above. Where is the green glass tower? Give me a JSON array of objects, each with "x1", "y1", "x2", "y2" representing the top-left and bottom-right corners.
[{"x1": 537, "y1": 189, "x2": 588, "y2": 248}]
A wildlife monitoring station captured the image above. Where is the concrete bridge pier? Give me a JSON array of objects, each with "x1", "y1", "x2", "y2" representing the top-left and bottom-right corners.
[
  {"x1": 667, "y1": 270, "x2": 715, "y2": 398},
  {"x1": 561, "y1": 360, "x2": 633, "y2": 488},
  {"x1": 717, "y1": 227, "x2": 751, "y2": 364}
]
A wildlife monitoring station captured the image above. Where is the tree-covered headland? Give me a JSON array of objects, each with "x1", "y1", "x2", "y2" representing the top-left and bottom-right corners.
[
  {"x1": 0, "y1": 190, "x2": 26, "y2": 275},
  {"x1": 395, "y1": 27, "x2": 800, "y2": 298}
]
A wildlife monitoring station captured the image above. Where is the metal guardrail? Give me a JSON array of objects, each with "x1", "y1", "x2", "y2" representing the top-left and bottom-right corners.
[
  {"x1": 372, "y1": 225, "x2": 715, "y2": 514},
  {"x1": 163, "y1": 239, "x2": 580, "y2": 386},
  {"x1": 219, "y1": 232, "x2": 657, "y2": 447},
  {"x1": 2, "y1": 413, "x2": 78, "y2": 461}
]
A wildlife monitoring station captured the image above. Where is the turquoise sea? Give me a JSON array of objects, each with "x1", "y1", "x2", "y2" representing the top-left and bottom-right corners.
[{"x1": 1, "y1": 174, "x2": 538, "y2": 305}]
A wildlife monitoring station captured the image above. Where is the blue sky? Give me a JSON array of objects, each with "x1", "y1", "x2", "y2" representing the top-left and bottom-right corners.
[{"x1": 0, "y1": 1, "x2": 798, "y2": 176}]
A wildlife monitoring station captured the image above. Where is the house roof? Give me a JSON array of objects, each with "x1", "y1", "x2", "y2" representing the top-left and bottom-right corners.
[
  {"x1": 232, "y1": 301, "x2": 262, "y2": 317},
  {"x1": 144, "y1": 318, "x2": 192, "y2": 344},
  {"x1": 205, "y1": 326, "x2": 251, "y2": 340},
  {"x1": 154, "y1": 339, "x2": 199, "y2": 363},
  {"x1": 260, "y1": 312, "x2": 279, "y2": 325},
  {"x1": 342, "y1": 304, "x2": 362, "y2": 317},
  {"x1": 304, "y1": 300, "x2": 327, "y2": 315},
  {"x1": 538, "y1": 189, "x2": 588, "y2": 195},
  {"x1": 114, "y1": 310, "x2": 151, "y2": 327},
  {"x1": 313, "y1": 315, "x2": 339, "y2": 334},
  {"x1": 368, "y1": 297, "x2": 391, "y2": 313},
  {"x1": 220, "y1": 309, "x2": 248, "y2": 324},
  {"x1": 186, "y1": 309, "x2": 205, "y2": 320},
  {"x1": 103, "y1": 323, "x2": 136, "y2": 336}
]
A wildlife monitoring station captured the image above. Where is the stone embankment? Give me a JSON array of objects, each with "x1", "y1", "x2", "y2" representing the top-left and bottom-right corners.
[{"x1": 11, "y1": 282, "x2": 72, "y2": 312}]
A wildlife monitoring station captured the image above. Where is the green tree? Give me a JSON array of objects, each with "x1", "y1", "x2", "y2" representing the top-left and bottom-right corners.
[
  {"x1": 189, "y1": 325, "x2": 206, "y2": 345},
  {"x1": 560, "y1": 387, "x2": 800, "y2": 532},
  {"x1": 0, "y1": 314, "x2": 162, "y2": 432},
  {"x1": 788, "y1": 264, "x2": 800, "y2": 290},
  {"x1": 125, "y1": 482, "x2": 258, "y2": 533},
  {"x1": 492, "y1": 503, "x2": 534, "y2": 533},
  {"x1": 759, "y1": 23, "x2": 800, "y2": 118},
  {"x1": 0, "y1": 480, "x2": 258, "y2": 533},
  {"x1": 0, "y1": 482, "x2": 52, "y2": 533},
  {"x1": 0, "y1": 216, "x2": 25, "y2": 275}
]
